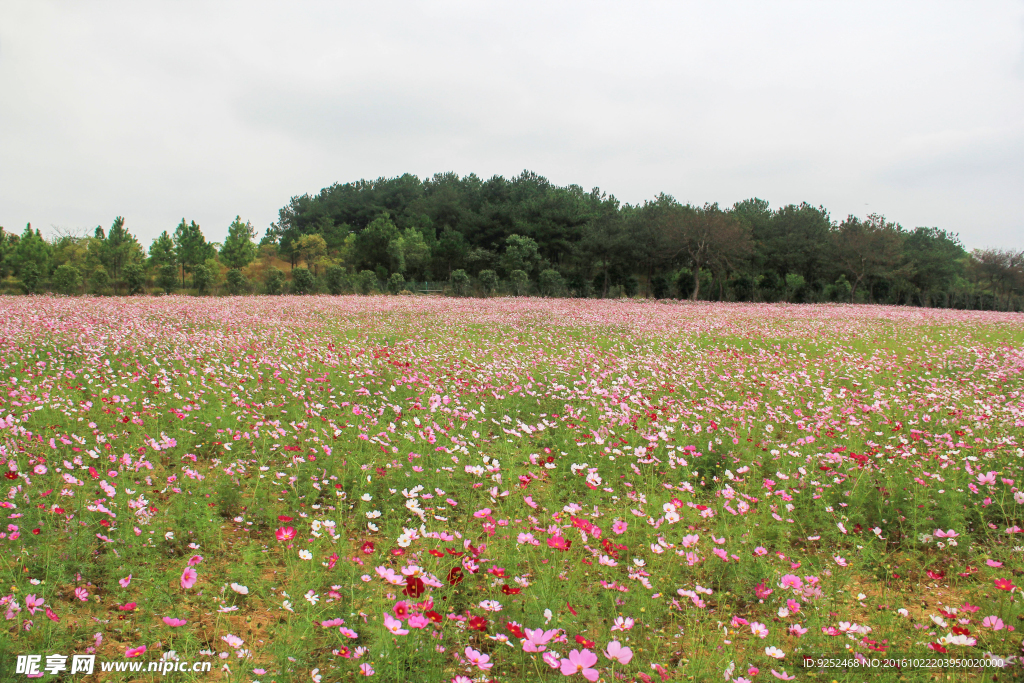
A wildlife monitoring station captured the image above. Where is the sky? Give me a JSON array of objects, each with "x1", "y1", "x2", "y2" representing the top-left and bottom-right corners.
[{"x1": 1, "y1": 0, "x2": 1022, "y2": 250}]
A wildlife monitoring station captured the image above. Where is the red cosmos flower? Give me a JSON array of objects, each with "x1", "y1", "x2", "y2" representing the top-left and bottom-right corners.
[
  {"x1": 402, "y1": 576, "x2": 426, "y2": 598},
  {"x1": 361, "y1": 542, "x2": 375, "y2": 555},
  {"x1": 501, "y1": 584, "x2": 521, "y2": 595},
  {"x1": 275, "y1": 526, "x2": 296, "y2": 542},
  {"x1": 327, "y1": 553, "x2": 339, "y2": 570},
  {"x1": 994, "y1": 578, "x2": 1016, "y2": 592},
  {"x1": 32, "y1": 528, "x2": 40, "y2": 535},
  {"x1": 445, "y1": 548, "x2": 464, "y2": 557},
  {"x1": 566, "y1": 602, "x2": 578, "y2": 616},
  {"x1": 118, "y1": 602, "x2": 136, "y2": 611},
  {"x1": 425, "y1": 610, "x2": 443, "y2": 623},
  {"x1": 951, "y1": 626, "x2": 971, "y2": 636},
  {"x1": 926, "y1": 570, "x2": 945, "y2": 580},
  {"x1": 575, "y1": 635, "x2": 596, "y2": 648},
  {"x1": 447, "y1": 567, "x2": 464, "y2": 585},
  {"x1": 99, "y1": 519, "x2": 110, "y2": 527},
  {"x1": 507, "y1": 622, "x2": 525, "y2": 638},
  {"x1": 394, "y1": 601, "x2": 410, "y2": 618},
  {"x1": 336, "y1": 646, "x2": 350, "y2": 658},
  {"x1": 428, "y1": 549, "x2": 445, "y2": 558},
  {"x1": 375, "y1": 467, "x2": 386, "y2": 477},
  {"x1": 277, "y1": 515, "x2": 293, "y2": 522},
  {"x1": 468, "y1": 615, "x2": 488, "y2": 632},
  {"x1": 958, "y1": 565, "x2": 978, "y2": 577},
  {"x1": 927, "y1": 643, "x2": 948, "y2": 653},
  {"x1": 4, "y1": 472, "x2": 18, "y2": 480},
  {"x1": 391, "y1": 548, "x2": 405, "y2": 557}
]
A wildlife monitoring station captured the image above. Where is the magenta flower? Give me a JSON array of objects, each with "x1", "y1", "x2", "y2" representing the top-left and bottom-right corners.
[
  {"x1": 180, "y1": 566, "x2": 197, "y2": 590},
  {"x1": 523, "y1": 627, "x2": 558, "y2": 652},
  {"x1": 162, "y1": 617, "x2": 187, "y2": 627},
  {"x1": 560, "y1": 649, "x2": 599, "y2": 681},
  {"x1": 126, "y1": 646, "x2": 147, "y2": 658},
  {"x1": 603, "y1": 640, "x2": 633, "y2": 664},
  {"x1": 612, "y1": 520, "x2": 628, "y2": 535},
  {"x1": 25, "y1": 594, "x2": 44, "y2": 615}
]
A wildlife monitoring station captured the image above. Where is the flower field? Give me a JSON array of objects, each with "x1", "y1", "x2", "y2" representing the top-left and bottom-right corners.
[{"x1": 1, "y1": 295, "x2": 1022, "y2": 682}]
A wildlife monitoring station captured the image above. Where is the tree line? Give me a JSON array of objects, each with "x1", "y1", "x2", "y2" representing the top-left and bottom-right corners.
[{"x1": 2, "y1": 170, "x2": 1022, "y2": 309}]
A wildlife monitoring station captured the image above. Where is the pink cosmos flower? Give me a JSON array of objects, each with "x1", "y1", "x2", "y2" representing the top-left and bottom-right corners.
[
  {"x1": 163, "y1": 617, "x2": 187, "y2": 627},
  {"x1": 779, "y1": 574, "x2": 802, "y2": 590},
  {"x1": 788, "y1": 623, "x2": 808, "y2": 636},
  {"x1": 359, "y1": 663, "x2": 375, "y2": 676},
  {"x1": 180, "y1": 567, "x2": 197, "y2": 590},
  {"x1": 119, "y1": 575, "x2": 132, "y2": 588},
  {"x1": 126, "y1": 646, "x2": 147, "y2": 658},
  {"x1": 407, "y1": 614, "x2": 429, "y2": 629},
  {"x1": 464, "y1": 646, "x2": 493, "y2": 671},
  {"x1": 611, "y1": 616, "x2": 634, "y2": 631},
  {"x1": 986, "y1": 559, "x2": 1003, "y2": 568},
  {"x1": 982, "y1": 616, "x2": 1004, "y2": 630},
  {"x1": 383, "y1": 613, "x2": 409, "y2": 635},
  {"x1": 560, "y1": 649, "x2": 600, "y2": 681},
  {"x1": 222, "y1": 634, "x2": 243, "y2": 648},
  {"x1": 603, "y1": 640, "x2": 633, "y2": 664},
  {"x1": 340, "y1": 627, "x2": 359, "y2": 638},
  {"x1": 523, "y1": 627, "x2": 558, "y2": 652},
  {"x1": 187, "y1": 554, "x2": 204, "y2": 566},
  {"x1": 772, "y1": 669, "x2": 796, "y2": 680},
  {"x1": 25, "y1": 594, "x2": 44, "y2": 615},
  {"x1": 542, "y1": 652, "x2": 561, "y2": 669},
  {"x1": 74, "y1": 587, "x2": 89, "y2": 602},
  {"x1": 276, "y1": 526, "x2": 296, "y2": 541},
  {"x1": 612, "y1": 520, "x2": 628, "y2": 535},
  {"x1": 750, "y1": 622, "x2": 769, "y2": 638}
]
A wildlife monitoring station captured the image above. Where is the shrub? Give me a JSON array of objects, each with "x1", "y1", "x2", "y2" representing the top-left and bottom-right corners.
[
  {"x1": 478, "y1": 269, "x2": 497, "y2": 296},
  {"x1": 264, "y1": 267, "x2": 284, "y2": 295},
  {"x1": 357, "y1": 270, "x2": 378, "y2": 295},
  {"x1": 450, "y1": 269, "x2": 470, "y2": 296},
  {"x1": 192, "y1": 264, "x2": 212, "y2": 294},
  {"x1": 651, "y1": 274, "x2": 670, "y2": 299},
  {"x1": 388, "y1": 272, "x2": 406, "y2": 294},
  {"x1": 325, "y1": 265, "x2": 349, "y2": 295},
  {"x1": 292, "y1": 267, "x2": 315, "y2": 295},
  {"x1": 226, "y1": 269, "x2": 247, "y2": 295},
  {"x1": 52, "y1": 264, "x2": 82, "y2": 295}
]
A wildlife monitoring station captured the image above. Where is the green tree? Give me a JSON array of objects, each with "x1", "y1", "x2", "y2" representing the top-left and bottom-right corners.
[
  {"x1": 226, "y1": 268, "x2": 247, "y2": 295},
  {"x1": 149, "y1": 231, "x2": 176, "y2": 269},
  {"x1": 13, "y1": 224, "x2": 52, "y2": 292},
  {"x1": 173, "y1": 219, "x2": 215, "y2": 287},
  {"x1": 220, "y1": 216, "x2": 258, "y2": 269},
  {"x1": 295, "y1": 234, "x2": 328, "y2": 275},
  {"x1": 499, "y1": 234, "x2": 540, "y2": 277},
  {"x1": 123, "y1": 263, "x2": 145, "y2": 295},
  {"x1": 101, "y1": 216, "x2": 142, "y2": 286},
  {"x1": 538, "y1": 269, "x2": 565, "y2": 297},
  {"x1": 356, "y1": 213, "x2": 400, "y2": 272},
  {"x1": 192, "y1": 264, "x2": 213, "y2": 294},
  {"x1": 157, "y1": 264, "x2": 178, "y2": 294},
  {"x1": 52, "y1": 264, "x2": 82, "y2": 295},
  {"x1": 90, "y1": 266, "x2": 110, "y2": 295},
  {"x1": 292, "y1": 267, "x2": 315, "y2": 294},
  {"x1": 509, "y1": 269, "x2": 529, "y2": 296}
]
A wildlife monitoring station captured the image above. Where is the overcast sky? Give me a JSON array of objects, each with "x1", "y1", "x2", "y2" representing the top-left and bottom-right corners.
[{"x1": 1, "y1": 1, "x2": 1022, "y2": 249}]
